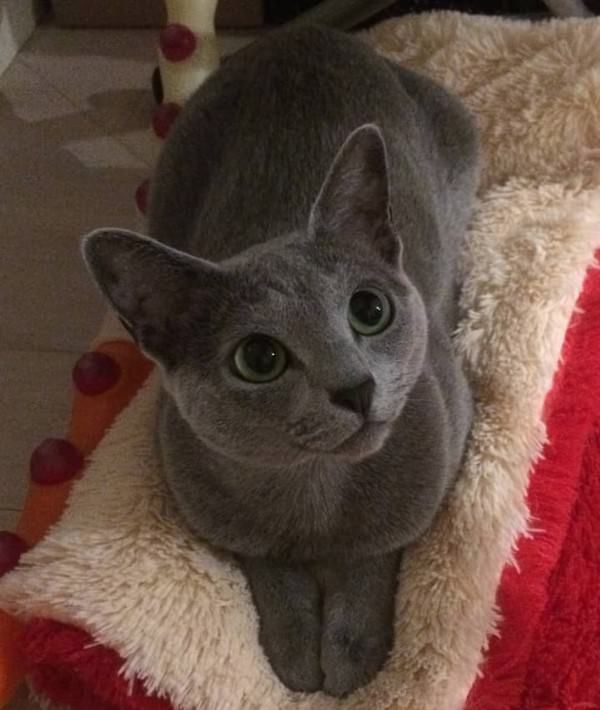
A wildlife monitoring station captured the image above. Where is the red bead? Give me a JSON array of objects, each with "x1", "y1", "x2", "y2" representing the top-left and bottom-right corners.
[
  {"x1": 160, "y1": 24, "x2": 197, "y2": 63},
  {"x1": 152, "y1": 102, "x2": 181, "y2": 140},
  {"x1": 30, "y1": 438, "x2": 84, "y2": 485},
  {"x1": 135, "y1": 179, "x2": 150, "y2": 215},
  {"x1": 0, "y1": 531, "x2": 29, "y2": 577},
  {"x1": 73, "y1": 352, "x2": 121, "y2": 396}
]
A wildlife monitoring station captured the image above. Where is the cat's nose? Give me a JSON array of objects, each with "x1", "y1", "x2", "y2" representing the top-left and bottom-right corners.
[{"x1": 329, "y1": 377, "x2": 375, "y2": 417}]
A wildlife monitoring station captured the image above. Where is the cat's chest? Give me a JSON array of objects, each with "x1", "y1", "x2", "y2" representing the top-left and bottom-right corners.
[
  {"x1": 234, "y1": 462, "x2": 409, "y2": 559},
  {"x1": 251, "y1": 465, "x2": 347, "y2": 554}
]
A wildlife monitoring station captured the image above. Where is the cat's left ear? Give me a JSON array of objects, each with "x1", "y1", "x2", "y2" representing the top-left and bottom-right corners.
[
  {"x1": 309, "y1": 123, "x2": 401, "y2": 266},
  {"x1": 81, "y1": 228, "x2": 224, "y2": 368}
]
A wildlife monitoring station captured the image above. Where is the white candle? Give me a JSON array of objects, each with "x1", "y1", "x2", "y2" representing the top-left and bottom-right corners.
[{"x1": 159, "y1": 0, "x2": 220, "y2": 105}]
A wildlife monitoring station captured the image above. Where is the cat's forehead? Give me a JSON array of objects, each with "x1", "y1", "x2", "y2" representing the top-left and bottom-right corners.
[
  {"x1": 232, "y1": 241, "x2": 335, "y2": 294},
  {"x1": 236, "y1": 234, "x2": 377, "y2": 290},
  {"x1": 222, "y1": 234, "x2": 402, "y2": 330}
]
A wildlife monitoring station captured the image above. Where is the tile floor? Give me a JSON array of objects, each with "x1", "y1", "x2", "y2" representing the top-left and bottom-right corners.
[{"x1": 0, "y1": 22, "x2": 253, "y2": 708}]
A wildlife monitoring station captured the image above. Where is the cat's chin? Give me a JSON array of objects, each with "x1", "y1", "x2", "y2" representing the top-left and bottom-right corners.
[{"x1": 324, "y1": 421, "x2": 391, "y2": 463}]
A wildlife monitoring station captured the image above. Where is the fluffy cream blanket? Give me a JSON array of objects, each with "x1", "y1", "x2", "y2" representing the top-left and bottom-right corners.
[{"x1": 2, "y1": 12, "x2": 600, "y2": 710}]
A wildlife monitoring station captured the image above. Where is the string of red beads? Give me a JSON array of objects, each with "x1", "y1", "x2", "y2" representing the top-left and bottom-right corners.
[
  {"x1": 152, "y1": 102, "x2": 182, "y2": 140},
  {"x1": 159, "y1": 23, "x2": 197, "y2": 63},
  {"x1": 0, "y1": 348, "x2": 125, "y2": 577},
  {"x1": 72, "y1": 352, "x2": 121, "y2": 396},
  {"x1": 136, "y1": 22, "x2": 196, "y2": 215}
]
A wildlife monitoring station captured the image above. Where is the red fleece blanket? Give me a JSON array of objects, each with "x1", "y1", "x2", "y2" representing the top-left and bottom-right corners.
[
  {"x1": 16, "y1": 261, "x2": 600, "y2": 710},
  {"x1": 466, "y1": 260, "x2": 600, "y2": 708}
]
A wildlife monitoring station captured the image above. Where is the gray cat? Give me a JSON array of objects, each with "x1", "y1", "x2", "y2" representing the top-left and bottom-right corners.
[{"x1": 82, "y1": 26, "x2": 478, "y2": 698}]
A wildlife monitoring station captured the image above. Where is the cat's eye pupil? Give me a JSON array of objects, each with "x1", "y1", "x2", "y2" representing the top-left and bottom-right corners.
[
  {"x1": 348, "y1": 288, "x2": 392, "y2": 335},
  {"x1": 233, "y1": 335, "x2": 287, "y2": 383},
  {"x1": 350, "y1": 291, "x2": 384, "y2": 326},
  {"x1": 243, "y1": 337, "x2": 278, "y2": 375}
]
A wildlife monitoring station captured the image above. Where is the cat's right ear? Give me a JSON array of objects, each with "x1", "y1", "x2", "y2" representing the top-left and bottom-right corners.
[
  {"x1": 82, "y1": 229, "x2": 222, "y2": 368},
  {"x1": 309, "y1": 123, "x2": 401, "y2": 267}
]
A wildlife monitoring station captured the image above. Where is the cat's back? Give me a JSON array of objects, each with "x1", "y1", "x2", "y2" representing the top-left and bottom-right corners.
[
  {"x1": 149, "y1": 25, "x2": 477, "y2": 273},
  {"x1": 149, "y1": 27, "x2": 419, "y2": 257}
]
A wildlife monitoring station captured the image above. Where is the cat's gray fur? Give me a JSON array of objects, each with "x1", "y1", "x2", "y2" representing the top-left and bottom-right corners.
[{"x1": 82, "y1": 26, "x2": 478, "y2": 697}]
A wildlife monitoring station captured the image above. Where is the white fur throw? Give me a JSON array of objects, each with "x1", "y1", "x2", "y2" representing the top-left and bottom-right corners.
[{"x1": 1, "y1": 12, "x2": 600, "y2": 710}]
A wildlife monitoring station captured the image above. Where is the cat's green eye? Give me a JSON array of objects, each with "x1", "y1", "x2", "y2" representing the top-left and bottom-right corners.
[
  {"x1": 233, "y1": 335, "x2": 288, "y2": 383},
  {"x1": 348, "y1": 288, "x2": 392, "y2": 336}
]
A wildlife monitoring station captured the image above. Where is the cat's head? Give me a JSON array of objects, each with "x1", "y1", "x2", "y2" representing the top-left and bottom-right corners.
[{"x1": 82, "y1": 124, "x2": 428, "y2": 466}]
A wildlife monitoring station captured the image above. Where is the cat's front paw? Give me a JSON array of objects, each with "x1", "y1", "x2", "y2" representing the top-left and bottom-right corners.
[
  {"x1": 241, "y1": 557, "x2": 324, "y2": 694},
  {"x1": 321, "y1": 623, "x2": 392, "y2": 698},
  {"x1": 259, "y1": 621, "x2": 323, "y2": 693}
]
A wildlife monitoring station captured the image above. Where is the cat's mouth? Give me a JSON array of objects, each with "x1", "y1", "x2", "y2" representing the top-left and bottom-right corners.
[{"x1": 309, "y1": 421, "x2": 390, "y2": 461}]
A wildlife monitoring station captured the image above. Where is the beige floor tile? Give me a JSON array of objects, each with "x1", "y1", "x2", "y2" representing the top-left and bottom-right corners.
[
  {"x1": 118, "y1": 127, "x2": 161, "y2": 169},
  {"x1": 0, "y1": 56, "x2": 75, "y2": 123},
  {"x1": 20, "y1": 27, "x2": 158, "y2": 168},
  {"x1": 0, "y1": 58, "x2": 148, "y2": 351},
  {"x1": 17, "y1": 28, "x2": 253, "y2": 140},
  {"x1": 19, "y1": 28, "x2": 156, "y2": 125},
  {"x1": 0, "y1": 349, "x2": 77, "y2": 510},
  {"x1": 0, "y1": 250, "x2": 104, "y2": 353}
]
